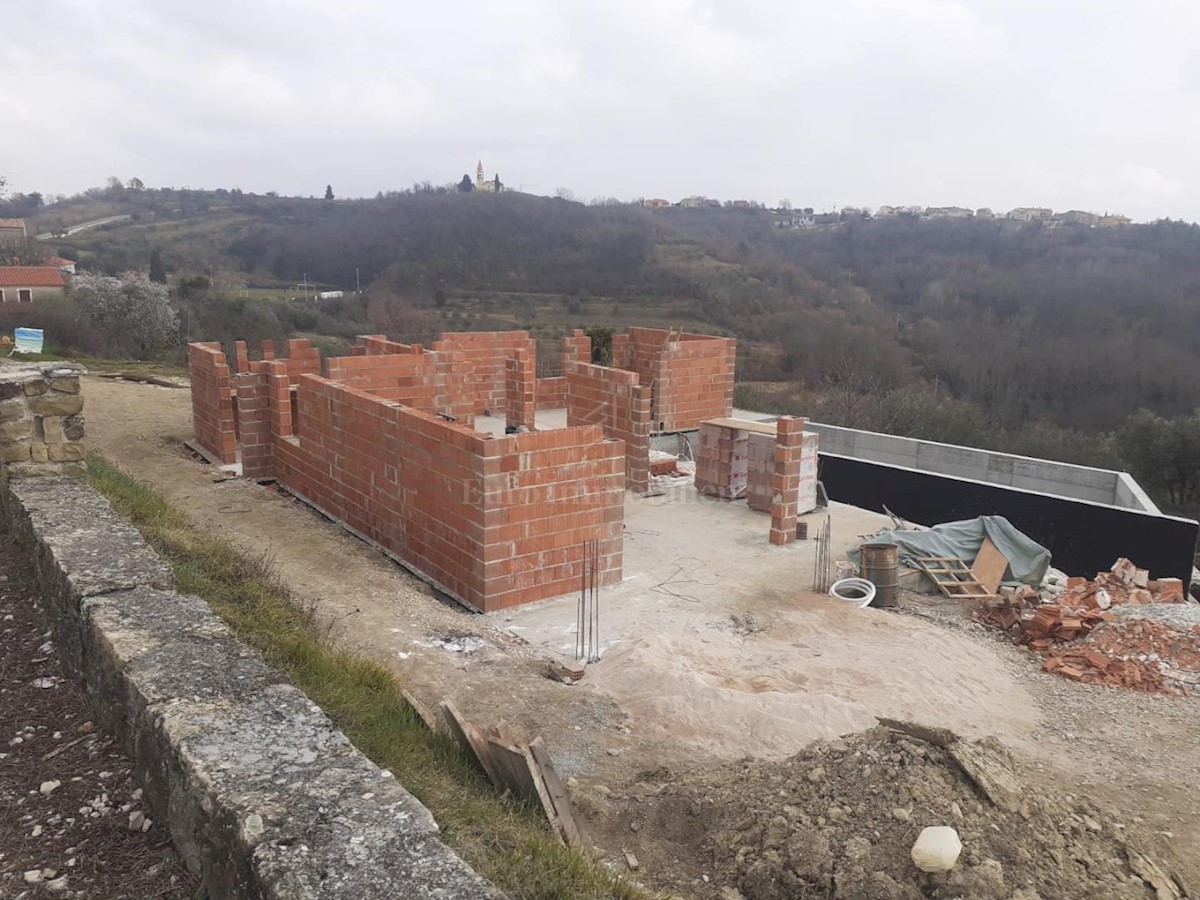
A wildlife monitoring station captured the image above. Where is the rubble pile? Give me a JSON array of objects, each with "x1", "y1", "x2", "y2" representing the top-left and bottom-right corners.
[
  {"x1": 612, "y1": 726, "x2": 1171, "y2": 900},
  {"x1": 1044, "y1": 617, "x2": 1200, "y2": 694},
  {"x1": 979, "y1": 559, "x2": 1198, "y2": 695}
]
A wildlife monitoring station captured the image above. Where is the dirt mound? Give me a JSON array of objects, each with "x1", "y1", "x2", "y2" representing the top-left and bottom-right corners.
[{"x1": 596, "y1": 725, "x2": 1182, "y2": 900}]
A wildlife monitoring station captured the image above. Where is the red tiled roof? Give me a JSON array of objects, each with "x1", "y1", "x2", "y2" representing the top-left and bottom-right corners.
[
  {"x1": 0, "y1": 267, "x2": 66, "y2": 287},
  {"x1": 0, "y1": 219, "x2": 26, "y2": 230}
]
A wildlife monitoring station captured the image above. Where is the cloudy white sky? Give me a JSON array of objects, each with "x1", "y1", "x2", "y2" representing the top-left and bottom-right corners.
[{"x1": 2, "y1": 0, "x2": 1197, "y2": 220}]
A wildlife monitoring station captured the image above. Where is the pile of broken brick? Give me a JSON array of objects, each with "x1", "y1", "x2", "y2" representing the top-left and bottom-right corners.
[{"x1": 979, "y1": 558, "x2": 1199, "y2": 695}]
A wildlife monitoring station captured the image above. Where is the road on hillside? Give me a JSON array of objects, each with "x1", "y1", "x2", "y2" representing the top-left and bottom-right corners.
[{"x1": 35, "y1": 215, "x2": 132, "y2": 241}]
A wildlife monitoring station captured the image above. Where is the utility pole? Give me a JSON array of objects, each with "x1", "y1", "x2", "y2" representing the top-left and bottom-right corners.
[
  {"x1": 355, "y1": 267, "x2": 360, "y2": 294},
  {"x1": 302, "y1": 273, "x2": 308, "y2": 302}
]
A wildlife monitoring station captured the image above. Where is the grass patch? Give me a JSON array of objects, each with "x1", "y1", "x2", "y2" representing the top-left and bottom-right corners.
[{"x1": 85, "y1": 452, "x2": 651, "y2": 900}]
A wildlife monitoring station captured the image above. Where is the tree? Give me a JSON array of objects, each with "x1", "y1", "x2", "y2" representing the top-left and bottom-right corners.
[
  {"x1": 324, "y1": 184, "x2": 334, "y2": 201},
  {"x1": 128, "y1": 177, "x2": 145, "y2": 191},
  {"x1": 1117, "y1": 409, "x2": 1200, "y2": 511},
  {"x1": 149, "y1": 249, "x2": 167, "y2": 284},
  {"x1": 69, "y1": 272, "x2": 180, "y2": 358},
  {"x1": 457, "y1": 174, "x2": 474, "y2": 193},
  {"x1": 779, "y1": 199, "x2": 793, "y2": 211}
]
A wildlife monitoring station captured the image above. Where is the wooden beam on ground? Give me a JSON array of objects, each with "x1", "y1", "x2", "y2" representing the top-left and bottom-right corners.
[
  {"x1": 439, "y1": 700, "x2": 502, "y2": 786},
  {"x1": 529, "y1": 737, "x2": 583, "y2": 848},
  {"x1": 402, "y1": 689, "x2": 444, "y2": 734}
]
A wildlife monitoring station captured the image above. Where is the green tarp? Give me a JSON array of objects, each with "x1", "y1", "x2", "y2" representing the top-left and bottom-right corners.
[{"x1": 849, "y1": 515, "x2": 1051, "y2": 586}]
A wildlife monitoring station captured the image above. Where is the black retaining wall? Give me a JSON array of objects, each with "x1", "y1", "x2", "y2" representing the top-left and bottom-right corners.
[{"x1": 818, "y1": 453, "x2": 1199, "y2": 581}]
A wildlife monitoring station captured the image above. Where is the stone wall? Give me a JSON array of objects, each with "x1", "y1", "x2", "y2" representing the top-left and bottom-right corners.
[
  {"x1": 0, "y1": 362, "x2": 86, "y2": 476},
  {"x1": 1, "y1": 474, "x2": 498, "y2": 899}
]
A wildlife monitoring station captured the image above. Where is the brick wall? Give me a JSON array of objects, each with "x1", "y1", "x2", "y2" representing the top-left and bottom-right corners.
[
  {"x1": 505, "y1": 349, "x2": 536, "y2": 431},
  {"x1": 535, "y1": 376, "x2": 567, "y2": 410},
  {"x1": 268, "y1": 373, "x2": 623, "y2": 611},
  {"x1": 187, "y1": 343, "x2": 237, "y2": 465},
  {"x1": 565, "y1": 361, "x2": 651, "y2": 492},
  {"x1": 611, "y1": 327, "x2": 736, "y2": 432},
  {"x1": 235, "y1": 371, "x2": 272, "y2": 480},
  {"x1": 432, "y1": 331, "x2": 536, "y2": 416},
  {"x1": 656, "y1": 335, "x2": 736, "y2": 431},
  {"x1": 281, "y1": 339, "x2": 322, "y2": 380}
]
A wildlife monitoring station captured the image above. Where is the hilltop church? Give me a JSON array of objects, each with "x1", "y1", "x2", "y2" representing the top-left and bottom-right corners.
[{"x1": 475, "y1": 160, "x2": 502, "y2": 193}]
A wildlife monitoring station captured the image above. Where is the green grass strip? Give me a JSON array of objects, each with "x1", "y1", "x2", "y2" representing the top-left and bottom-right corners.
[{"x1": 86, "y1": 452, "x2": 651, "y2": 900}]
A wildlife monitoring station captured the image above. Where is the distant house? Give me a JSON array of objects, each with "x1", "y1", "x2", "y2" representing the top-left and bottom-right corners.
[
  {"x1": 876, "y1": 205, "x2": 898, "y2": 217},
  {"x1": 643, "y1": 198, "x2": 670, "y2": 208},
  {"x1": 775, "y1": 212, "x2": 815, "y2": 229},
  {"x1": 0, "y1": 219, "x2": 27, "y2": 244},
  {"x1": 1057, "y1": 210, "x2": 1100, "y2": 227},
  {"x1": 1098, "y1": 214, "x2": 1131, "y2": 228},
  {"x1": 41, "y1": 256, "x2": 76, "y2": 275},
  {"x1": 1007, "y1": 207, "x2": 1053, "y2": 222},
  {"x1": 975, "y1": 208, "x2": 995, "y2": 219},
  {"x1": 925, "y1": 206, "x2": 974, "y2": 219},
  {"x1": 0, "y1": 267, "x2": 66, "y2": 304},
  {"x1": 679, "y1": 196, "x2": 707, "y2": 208}
]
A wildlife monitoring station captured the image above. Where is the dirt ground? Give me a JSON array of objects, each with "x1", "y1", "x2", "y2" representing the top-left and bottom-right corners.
[
  {"x1": 82, "y1": 376, "x2": 1200, "y2": 897},
  {"x1": 0, "y1": 531, "x2": 196, "y2": 899}
]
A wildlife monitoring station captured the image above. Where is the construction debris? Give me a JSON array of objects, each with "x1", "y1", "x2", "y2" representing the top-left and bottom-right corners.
[
  {"x1": 978, "y1": 558, "x2": 1200, "y2": 695},
  {"x1": 437, "y1": 700, "x2": 583, "y2": 848}
]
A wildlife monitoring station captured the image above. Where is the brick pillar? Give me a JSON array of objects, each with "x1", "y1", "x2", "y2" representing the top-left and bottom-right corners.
[
  {"x1": 236, "y1": 371, "x2": 273, "y2": 480},
  {"x1": 260, "y1": 339, "x2": 276, "y2": 361},
  {"x1": 233, "y1": 341, "x2": 250, "y2": 374},
  {"x1": 770, "y1": 416, "x2": 805, "y2": 545},
  {"x1": 562, "y1": 329, "x2": 591, "y2": 366},
  {"x1": 264, "y1": 360, "x2": 293, "y2": 438},
  {"x1": 624, "y1": 383, "x2": 651, "y2": 492},
  {"x1": 505, "y1": 349, "x2": 536, "y2": 431}
]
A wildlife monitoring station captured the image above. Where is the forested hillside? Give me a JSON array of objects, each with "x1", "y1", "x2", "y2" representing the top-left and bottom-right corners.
[{"x1": 10, "y1": 182, "x2": 1200, "y2": 512}]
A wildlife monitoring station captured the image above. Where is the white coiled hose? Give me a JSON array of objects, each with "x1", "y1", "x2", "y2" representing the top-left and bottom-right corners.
[{"x1": 829, "y1": 577, "x2": 876, "y2": 608}]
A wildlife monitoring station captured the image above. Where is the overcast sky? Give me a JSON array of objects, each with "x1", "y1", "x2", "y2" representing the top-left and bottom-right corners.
[{"x1": 3, "y1": 0, "x2": 1197, "y2": 220}]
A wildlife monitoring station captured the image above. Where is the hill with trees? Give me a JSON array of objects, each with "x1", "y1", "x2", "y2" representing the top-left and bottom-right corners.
[{"x1": 8, "y1": 180, "x2": 1200, "y2": 513}]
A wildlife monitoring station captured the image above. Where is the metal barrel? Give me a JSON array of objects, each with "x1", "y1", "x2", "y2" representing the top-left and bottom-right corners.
[{"x1": 860, "y1": 542, "x2": 899, "y2": 608}]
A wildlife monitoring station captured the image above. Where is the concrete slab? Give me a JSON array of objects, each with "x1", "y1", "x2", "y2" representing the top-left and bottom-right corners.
[{"x1": 500, "y1": 478, "x2": 1040, "y2": 757}]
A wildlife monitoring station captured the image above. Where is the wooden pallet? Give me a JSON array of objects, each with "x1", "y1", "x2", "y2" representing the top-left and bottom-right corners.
[{"x1": 917, "y1": 557, "x2": 995, "y2": 599}]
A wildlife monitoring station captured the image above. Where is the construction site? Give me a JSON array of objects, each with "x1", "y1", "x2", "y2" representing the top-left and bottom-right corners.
[{"x1": 7, "y1": 325, "x2": 1198, "y2": 898}]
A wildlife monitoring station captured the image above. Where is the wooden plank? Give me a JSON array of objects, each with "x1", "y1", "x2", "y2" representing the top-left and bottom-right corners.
[
  {"x1": 948, "y1": 739, "x2": 1023, "y2": 813},
  {"x1": 971, "y1": 536, "x2": 1009, "y2": 594},
  {"x1": 699, "y1": 416, "x2": 778, "y2": 435},
  {"x1": 529, "y1": 737, "x2": 583, "y2": 848},
  {"x1": 402, "y1": 689, "x2": 444, "y2": 734},
  {"x1": 486, "y1": 736, "x2": 561, "y2": 843},
  {"x1": 439, "y1": 700, "x2": 503, "y2": 786}
]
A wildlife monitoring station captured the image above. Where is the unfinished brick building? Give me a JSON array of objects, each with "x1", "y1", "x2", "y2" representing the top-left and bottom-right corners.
[{"x1": 186, "y1": 326, "x2": 737, "y2": 611}]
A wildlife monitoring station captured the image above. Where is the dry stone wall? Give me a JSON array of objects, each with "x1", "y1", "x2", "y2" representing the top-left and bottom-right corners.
[
  {"x1": 1, "y1": 473, "x2": 499, "y2": 899},
  {"x1": 0, "y1": 362, "x2": 87, "y2": 476}
]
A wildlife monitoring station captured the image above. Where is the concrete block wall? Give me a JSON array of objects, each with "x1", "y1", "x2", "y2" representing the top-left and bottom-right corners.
[
  {"x1": 0, "y1": 363, "x2": 87, "y2": 477},
  {"x1": 805, "y1": 421, "x2": 1153, "y2": 511},
  {"x1": 269, "y1": 372, "x2": 624, "y2": 611},
  {"x1": 564, "y1": 361, "x2": 651, "y2": 492},
  {"x1": 505, "y1": 348, "x2": 536, "y2": 431},
  {"x1": 187, "y1": 343, "x2": 237, "y2": 465},
  {"x1": 746, "y1": 432, "x2": 775, "y2": 512},
  {"x1": 694, "y1": 421, "x2": 747, "y2": 499},
  {"x1": 2, "y1": 475, "x2": 498, "y2": 899}
]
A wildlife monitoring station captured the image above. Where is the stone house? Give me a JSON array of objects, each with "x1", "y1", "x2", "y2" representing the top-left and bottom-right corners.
[{"x1": 0, "y1": 267, "x2": 67, "y2": 304}]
